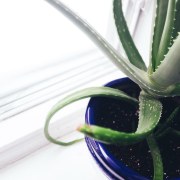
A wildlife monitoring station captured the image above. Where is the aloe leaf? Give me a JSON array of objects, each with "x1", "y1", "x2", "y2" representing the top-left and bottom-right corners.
[
  {"x1": 155, "y1": 106, "x2": 180, "y2": 137},
  {"x1": 136, "y1": 91, "x2": 162, "y2": 133},
  {"x1": 171, "y1": 0, "x2": 180, "y2": 44},
  {"x1": 79, "y1": 91, "x2": 162, "y2": 145},
  {"x1": 156, "y1": 127, "x2": 172, "y2": 139},
  {"x1": 150, "y1": 0, "x2": 169, "y2": 72},
  {"x1": 44, "y1": 0, "x2": 177, "y2": 97},
  {"x1": 151, "y1": 34, "x2": 180, "y2": 87},
  {"x1": 113, "y1": 0, "x2": 146, "y2": 71},
  {"x1": 157, "y1": 127, "x2": 180, "y2": 139},
  {"x1": 171, "y1": 128, "x2": 180, "y2": 136},
  {"x1": 147, "y1": 134, "x2": 163, "y2": 180},
  {"x1": 156, "y1": 0, "x2": 176, "y2": 67},
  {"x1": 44, "y1": 87, "x2": 138, "y2": 146},
  {"x1": 45, "y1": 0, "x2": 161, "y2": 95}
]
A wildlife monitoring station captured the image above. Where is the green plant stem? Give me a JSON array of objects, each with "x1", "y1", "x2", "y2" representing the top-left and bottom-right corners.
[
  {"x1": 170, "y1": 128, "x2": 180, "y2": 137},
  {"x1": 156, "y1": 127, "x2": 171, "y2": 139},
  {"x1": 155, "y1": 106, "x2": 180, "y2": 137},
  {"x1": 147, "y1": 134, "x2": 163, "y2": 180}
]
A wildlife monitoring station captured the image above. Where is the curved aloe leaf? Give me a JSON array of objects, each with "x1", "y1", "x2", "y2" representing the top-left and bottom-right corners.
[
  {"x1": 150, "y1": 0, "x2": 169, "y2": 72},
  {"x1": 156, "y1": 0, "x2": 176, "y2": 67},
  {"x1": 151, "y1": 34, "x2": 180, "y2": 87},
  {"x1": 44, "y1": 87, "x2": 138, "y2": 146},
  {"x1": 113, "y1": 0, "x2": 146, "y2": 71},
  {"x1": 171, "y1": 0, "x2": 180, "y2": 44},
  {"x1": 147, "y1": 134, "x2": 163, "y2": 180},
  {"x1": 79, "y1": 92, "x2": 162, "y2": 146}
]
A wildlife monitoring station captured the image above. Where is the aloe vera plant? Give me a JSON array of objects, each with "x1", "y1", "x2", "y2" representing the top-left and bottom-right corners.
[{"x1": 44, "y1": 0, "x2": 180, "y2": 179}]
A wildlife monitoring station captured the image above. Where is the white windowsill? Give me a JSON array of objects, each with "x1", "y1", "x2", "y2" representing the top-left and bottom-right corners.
[
  {"x1": 0, "y1": 0, "x2": 154, "y2": 179},
  {"x1": 0, "y1": 139, "x2": 107, "y2": 180}
]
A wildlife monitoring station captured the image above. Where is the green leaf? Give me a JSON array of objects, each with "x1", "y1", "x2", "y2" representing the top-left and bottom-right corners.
[
  {"x1": 150, "y1": 0, "x2": 169, "y2": 72},
  {"x1": 137, "y1": 91, "x2": 162, "y2": 133},
  {"x1": 147, "y1": 134, "x2": 163, "y2": 180},
  {"x1": 171, "y1": 0, "x2": 180, "y2": 44},
  {"x1": 156, "y1": 0, "x2": 176, "y2": 68},
  {"x1": 151, "y1": 34, "x2": 180, "y2": 87},
  {"x1": 155, "y1": 106, "x2": 180, "y2": 138},
  {"x1": 79, "y1": 91, "x2": 162, "y2": 145},
  {"x1": 44, "y1": 87, "x2": 138, "y2": 146},
  {"x1": 157, "y1": 127, "x2": 172, "y2": 139},
  {"x1": 45, "y1": 0, "x2": 158, "y2": 95},
  {"x1": 113, "y1": 0, "x2": 146, "y2": 71},
  {"x1": 171, "y1": 128, "x2": 180, "y2": 136},
  {"x1": 45, "y1": 0, "x2": 180, "y2": 97}
]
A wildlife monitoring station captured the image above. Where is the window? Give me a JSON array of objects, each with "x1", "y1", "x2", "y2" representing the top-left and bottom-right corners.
[{"x1": 0, "y1": 0, "x2": 154, "y2": 178}]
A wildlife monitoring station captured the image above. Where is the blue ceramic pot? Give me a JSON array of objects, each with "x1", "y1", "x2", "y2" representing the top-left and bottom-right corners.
[{"x1": 85, "y1": 78, "x2": 180, "y2": 180}]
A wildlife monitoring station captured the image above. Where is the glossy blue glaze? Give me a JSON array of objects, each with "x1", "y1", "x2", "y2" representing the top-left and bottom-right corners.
[{"x1": 85, "y1": 78, "x2": 180, "y2": 180}]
